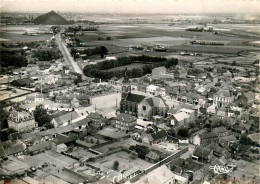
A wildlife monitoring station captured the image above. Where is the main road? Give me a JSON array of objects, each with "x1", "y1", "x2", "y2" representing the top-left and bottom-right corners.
[{"x1": 55, "y1": 33, "x2": 84, "y2": 75}]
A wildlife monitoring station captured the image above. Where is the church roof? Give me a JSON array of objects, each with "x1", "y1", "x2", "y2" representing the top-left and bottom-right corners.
[{"x1": 126, "y1": 93, "x2": 146, "y2": 103}]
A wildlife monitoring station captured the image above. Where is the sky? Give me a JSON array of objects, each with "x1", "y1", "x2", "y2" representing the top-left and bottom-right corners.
[{"x1": 0, "y1": 0, "x2": 260, "y2": 14}]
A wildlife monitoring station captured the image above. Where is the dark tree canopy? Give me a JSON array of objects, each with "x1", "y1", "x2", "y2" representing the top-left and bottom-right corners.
[
  {"x1": 0, "y1": 49, "x2": 28, "y2": 74},
  {"x1": 177, "y1": 128, "x2": 189, "y2": 138},
  {"x1": 33, "y1": 104, "x2": 53, "y2": 128},
  {"x1": 165, "y1": 58, "x2": 178, "y2": 68},
  {"x1": 83, "y1": 55, "x2": 168, "y2": 80},
  {"x1": 113, "y1": 161, "x2": 119, "y2": 170},
  {"x1": 33, "y1": 49, "x2": 60, "y2": 61}
]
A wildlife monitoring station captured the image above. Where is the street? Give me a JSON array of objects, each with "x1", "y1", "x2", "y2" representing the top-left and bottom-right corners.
[{"x1": 55, "y1": 33, "x2": 83, "y2": 75}]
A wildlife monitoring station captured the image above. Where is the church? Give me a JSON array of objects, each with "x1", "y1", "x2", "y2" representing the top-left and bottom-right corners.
[{"x1": 120, "y1": 84, "x2": 169, "y2": 119}]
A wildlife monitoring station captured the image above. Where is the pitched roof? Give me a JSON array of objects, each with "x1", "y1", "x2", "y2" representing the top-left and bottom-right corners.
[
  {"x1": 248, "y1": 133, "x2": 260, "y2": 144},
  {"x1": 87, "y1": 112, "x2": 103, "y2": 119},
  {"x1": 168, "y1": 107, "x2": 179, "y2": 115},
  {"x1": 145, "y1": 150, "x2": 160, "y2": 160},
  {"x1": 117, "y1": 113, "x2": 136, "y2": 123},
  {"x1": 75, "y1": 94, "x2": 90, "y2": 100},
  {"x1": 53, "y1": 111, "x2": 80, "y2": 125},
  {"x1": 215, "y1": 89, "x2": 231, "y2": 97},
  {"x1": 151, "y1": 130, "x2": 167, "y2": 141},
  {"x1": 193, "y1": 146, "x2": 212, "y2": 159},
  {"x1": 173, "y1": 112, "x2": 190, "y2": 122},
  {"x1": 200, "y1": 132, "x2": 218, "y2": 139},
  {"x1": 219, "y1": 135, "x2": 237, "y2": 143},
  {"x1": 126, "y1": 93, "x2": 146, "y2": 103},
  {"x1": 134, "y1": 165, "x2": 175, "y2": 184},
  {"x1": 25, "y1": 95, "x2": 35, "y2": 101},
  {"x1": 5, "y1": 143, "x2": 25, "y2": 155},
  {"x1": 28, "y1": 141, "x2": 51, "y2": 152},
  {"x1": 146, "y1": 96, "x2": 168, "y2": 108},
  {"x1": 212, "y1": 126, "x2": 228, "y2": 134}
]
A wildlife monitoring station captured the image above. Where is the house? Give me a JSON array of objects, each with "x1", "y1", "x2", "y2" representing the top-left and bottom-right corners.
[
  {"x1": 115, "y1": 113, "x2": 137, "y2": 132},
  {"x1": 152, "y1": 66, "x2": 166, "y2": 78},
  {"x1": 25, "y1": 95, "x2": 36, "y2": 104},
  {"x1": 219, "y1": 135, "x2": 238, "y2": 146},
  {"x1": 167, "y1": 107, "x2": 179, "y2": 117},
  {"x1": 192, "y1": 132, "x2": 218, "y2": 146},
  {"x1": 133, "y1": 165, "x2": 188, "y2": 184},
  {"x1": 51, "y1": 143, "x2": 68, "y2": 153},
  {"x1": 28, "y1": 141, "x2": 51, "y2": 155},
  {"x1": 216, "y1": 108, "x2": 227, "y2": 119},
  {"x1": 212, "y1": 126, "x2": 229, "y2": 137},
  {"x1": 206, "y1": 144, "x2": 231, "y2": 158},
  {"x1": 207, "y1": 104, "x2": 217, "y2": 115},
  {"x1": 192, "y1": 146, "x2": 213, "y2": 163},
  {"x1": 236, "y1": 91, "x2": 255, "y2": 107},
  {"x1": 174, "y1": 68, "x2": 187, "y2": 79},
  {"x1": 213, "y1": 88, "x2": 234, "y2": 107},
  {"x1": 206, "y1": 73, "x2": 218, "y2": 83},
  {"x1": 142, "y1": 129, "x2": 167, "y2": 144},
  {"x1": 87, "y1": 112, "x2": 106, "y2": 127},
  {"x1": 70, "y1": 97, "x2": 80, "y2": 108},
  {"x1": 55, "y1": 96, "x2": 70, "y2": 103},
  {"x1": 248, "y1": 133, "x2": 260, "y2": 147},
  {"x1": 4, "y1": 141, "x2": 26, "y2": 156},
  {"x1": 146, "y1": 85, "x2": 166, "y2": 97},
  {"x1": 145, "y1": 150, "x2": 161, "y2": 163},
  {"x1": 51, "y1": 111, "x2": 81, "y2": 127},
  {"x1": 8, "y1": 111, "x2": 37, "y2": 132},
  {"x1": 35, "y1": 94, "x2": 44, "y2": 102},
  {"x1": 232, "y1": 124, "x2": 246, "y2": 134},
  {"x1": 170, "y1": 112, "x2": 191, "y2": 127},
  {"x1": 75, "y1": 94, "x2": 90, "y2": 106}
]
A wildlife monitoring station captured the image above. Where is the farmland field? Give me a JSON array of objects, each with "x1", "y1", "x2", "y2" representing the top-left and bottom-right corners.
[
  {"x1": 0, "y1": 31, "x2": 51, "y2": 42},
  {"x1": 0, "y1": 25, "x2": 52, "y2": 42},
  {"x1": 72, "y1": 23, "x2": 260, "y2": 57}
]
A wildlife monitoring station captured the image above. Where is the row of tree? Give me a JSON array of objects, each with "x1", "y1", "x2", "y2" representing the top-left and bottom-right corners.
[
  {"x1": 83, "y1": 55, "x2": 178, "y2": 80},
  {"x1": 33, "y1": 49, "x2": 61, "y2": 61}
]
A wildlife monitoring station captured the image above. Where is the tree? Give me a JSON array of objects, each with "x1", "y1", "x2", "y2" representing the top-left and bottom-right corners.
[
  {"x1": 74, "y1": 74, "x2": 83, "y2": 84},
  {"x1": 240, "y1": 134, "x2": 254, "y2": 146},
  {"x1": 177, "y1": 128, "x2": 189, "y2": 138},
  {"x1": 90, "y1": 138, "x2": 94, "y2": 144},
  {"x1": 165, "y1": 58, "x2": 178, "y2": 68},
  {"x1": 99, "y1": 46, "x2": 108, "y2": 58},
  {"x1": 0, "y1": 102, "x2": 9, "y2": 130},
  {"x1": 113, "y1": 161, "x2": 119, "y2": 170},
  {"x1": 33, "y1": 104, "x2": 52, "y2": 128}
]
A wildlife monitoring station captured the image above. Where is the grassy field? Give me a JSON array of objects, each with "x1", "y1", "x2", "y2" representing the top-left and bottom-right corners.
[{"x1": 101, "y1": 63, "x2": 148, "y2": 72}]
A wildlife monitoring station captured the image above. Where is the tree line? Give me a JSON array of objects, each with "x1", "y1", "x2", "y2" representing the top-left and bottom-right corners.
[
  {"x1": 33, "y1": 49, "x2": 61, "y2": 61},
  {"x1": 0, "y1": 49, "x2": 28, "y2": 74},
  {"x1": 83, "y1": 55, "x2": 178, "y2": 80}
]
